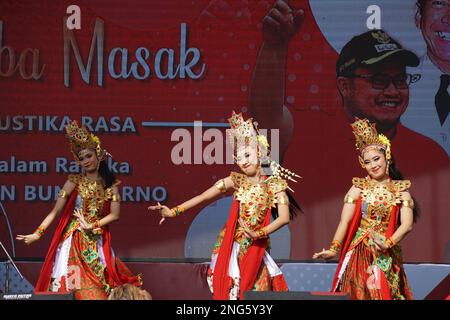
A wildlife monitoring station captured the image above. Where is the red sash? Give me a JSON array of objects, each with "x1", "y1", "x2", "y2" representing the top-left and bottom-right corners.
[
  {"x1": 331, "y1": 197, "x2": 362, "y2": 292},
  {"x1": 101, "y1": 201, "x2": 141, "y2": 287},
  {"x1": 35, "y1": 191, "x2": 78, "y2": 292},
  {"x1": 212, "y1": 199, "x2": 271, "y2": 300},
  {"x1": 35, "y1": 189, "x2": 140, "y2": 292}
]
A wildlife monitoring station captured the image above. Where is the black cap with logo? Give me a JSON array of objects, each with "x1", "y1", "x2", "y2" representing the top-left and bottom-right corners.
[{"x1": 336, "y1": 29, "x2": 420, "y2": 76}]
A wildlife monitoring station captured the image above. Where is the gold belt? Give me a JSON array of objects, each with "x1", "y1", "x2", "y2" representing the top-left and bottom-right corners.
[{"x1": 360, "y1": 218, "x2": 387, "y2": 234}]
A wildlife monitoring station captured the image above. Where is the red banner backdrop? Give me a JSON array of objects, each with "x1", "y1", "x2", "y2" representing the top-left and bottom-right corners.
[{"x1": 1, "y1": 0, "x2": 449, "y2": 263}]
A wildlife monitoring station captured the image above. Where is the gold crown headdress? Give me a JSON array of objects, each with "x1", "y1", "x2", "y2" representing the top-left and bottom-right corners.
[
  {"x1": 227, "y1": 111, "x2": 301, "y2": 190},
  {"x1": 227, "y1": 111, "x2": 269, "y2": 158},
  {"x1": 65, "y1": 120, "x2": 107, "y2": 161},
  {"x1": 351, "y1": 118, "x2": 391, "y2": 167}
]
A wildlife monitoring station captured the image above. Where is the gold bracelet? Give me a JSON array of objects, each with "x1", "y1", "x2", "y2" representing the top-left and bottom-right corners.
[
  {"x1": 256, "y1": 227, "x2": 268, "y2": 239},
  {"x1": 58, "y1": 189, "x2": 68, "y2": 199},
  {"x1": 111, "y1": 193, "x2": 121, "y2": 202},
  {"x1": 171, "y1": 205, "x2": 185, "y2": 216},
  {"x1": 343, "y1": 194, "x2": 355, "y2": 204},
  {"x1": 329, "y1": 247, "x2": 340, "y2": 254},
  {"x1": 33, "y1": 226, "x2": 45, "y2": 238},
  {"x1": 329, "y1": 239, "x2": 342, "y2": 253},
  {"x1": 402, "y1": 199, "x2": 414, "y2": 209},
  {"x1": 385, "y1": 237, "x2": 395, "y2": 249},
  {"x1": 277, "y1": 193, "x2": 289, "y2": 206},
  {"x1": 214, "y1": 179, "x2": 227, "y2": 193},
  {"x1": 92, "y1": 220, "x2": 101, "y2": 229}
]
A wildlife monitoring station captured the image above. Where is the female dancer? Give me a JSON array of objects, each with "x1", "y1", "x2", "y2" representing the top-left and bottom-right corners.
[
  {"x1": 313, "y1": 118, "x2": 416, "y2": 300},
  {"x1": 149, "y1": 111, "x2": 300, "y2": 300},
  {"x1": 17, "y1": 120, "x2": 142, "y2": 299}
]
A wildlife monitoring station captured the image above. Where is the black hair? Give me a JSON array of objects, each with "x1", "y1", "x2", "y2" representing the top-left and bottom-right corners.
[
  {"x1": 382, "y1": 151, "x2": 420, "y2": 223},
  {"x1": 387, "y1": 154, "x2": 404, "y2": 181},
  {"x1": 416, "y1": 0, "x2": 426, "y2": 16},
  {"x1": 98, "y1": 159, "x2": 116, "y2": 188}
]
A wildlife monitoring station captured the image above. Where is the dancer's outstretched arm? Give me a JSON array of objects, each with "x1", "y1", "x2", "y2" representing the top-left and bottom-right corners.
[
  {"x1": 148, "y1": 176, "x2": 234, "y2": 225},
  {"x1": 16, "y1": 179, "x2": 76, "y2": 245}
]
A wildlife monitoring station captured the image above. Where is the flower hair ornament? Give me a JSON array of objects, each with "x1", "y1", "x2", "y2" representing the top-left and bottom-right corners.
[
  {"x1": 350, "y1": 117, "x2": 391, "y2": 168},
  {"x1": 65, "y1": 120, "x2": 112, "y2": 161},
  {"x1": 227, "y1": 111, "x2": 301, "y2": 191}
]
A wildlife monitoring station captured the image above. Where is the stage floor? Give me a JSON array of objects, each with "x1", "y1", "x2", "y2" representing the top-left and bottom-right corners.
[{"x1": 1, "y1": 260, "x2": 449, "y2": 299}]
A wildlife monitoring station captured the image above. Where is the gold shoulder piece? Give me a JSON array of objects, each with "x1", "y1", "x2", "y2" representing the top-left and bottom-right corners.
[
  {"x1": 268, "y1": 177, "x2": 288, "y2": 195},
  {"x1": 107, "y1": 180, "x2": 122, "y2": 201},
  {"x1": 402, "y1": 199, "x2": 414, "y2": 209},
  {"x1": 111, "y1": 193, "x2": 121, "y2": 202},
  {"x1": 276, "y1": 193, "x2": 289, "y2": 206},
  {"x1": 58, "y1": 189, "x2": 69, "y2": 199},
  {"x1": 343, "y1": 194, "x2": 356, "y2": 204},
  {"x1": 230, "y1": 172, "x2": 247, "y2": 189},
  {"x1": 214, "y1": 179, "x2": 227, "y2": 193},
  {"x1": 352, "y1": 177, "x2": 367, "y2": 189},
  {"x1": 393, "y1": 180, "x2": 411, "y2": 192},
  {"x1": 68, "y1": 174, "x2": 81, "y2": 185},
  {"x1": 105, "y1": 187, "x2": 113, "y2": 200}
]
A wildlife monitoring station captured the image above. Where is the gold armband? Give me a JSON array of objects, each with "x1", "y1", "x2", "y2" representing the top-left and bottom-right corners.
[
  {"x1": 214, "y1": 179, "x2": 227, "y2": 193},
  {"x1": 277, "y1": 193, "x2": 289, "y2": 206},
  {"x1": 112, "y1": 193, "x2": 121, "y2": 202},
  {"x1": 58, "y1": 189, "x2": 68, "y2": 199},
  {"x1": 171, "y1": 206, "x2": 185, "y2": 216},
  {"x1": 344, "y1": 194, "x2": 355, "y2": 204},
  {"x1": 402, "y1": 199, "x2": 414, "y2": 209}
]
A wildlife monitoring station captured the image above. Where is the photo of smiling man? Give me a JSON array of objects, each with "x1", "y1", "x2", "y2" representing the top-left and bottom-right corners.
[
  {"x1": 249, "y1": 0, "x2": 449, "y2": 264},
  {"x1": 401, "y1": 0, "x2": 450, "y2": 155},
  {"x1": 335, "y1": 30, "x2": 420, "y2": 138}
]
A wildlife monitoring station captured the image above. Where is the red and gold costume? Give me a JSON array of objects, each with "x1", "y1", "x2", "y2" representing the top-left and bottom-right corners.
[
  {"x1": 34, "y1": 121, "x2": 141, "y2": 299},
  {"x1": 207, "y1": 172, "x2": 289, "y2": 300},
  {"x1": 332, "y1": 176, "x2": 413, "y2": 299},
  {"x1": 331, "y1": 118, "x2": 413, "y2": 300},
  {"x1": 206, "y1": 112, "x2": 298, "y2": 300}
]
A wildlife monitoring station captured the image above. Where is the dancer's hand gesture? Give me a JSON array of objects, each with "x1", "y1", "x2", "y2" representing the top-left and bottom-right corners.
[
  {"x1": 73, "y1": 208, "x2": 92, "y2": 230},
  {"x1": 370, "y1": 231, "x2": 388, "y2": 252},
  {"x1": 148, "y1": 202, "x2": 173, "y2": 225},
  {"x1": 238, "y1": 218, "x2": 259, "y2": 240},
  {"x1": 312, "y1": 249, "x2": 338, "y2": 260},
  {"x1": 16, "y1": 233, "x2": 40, "y2": 245}
]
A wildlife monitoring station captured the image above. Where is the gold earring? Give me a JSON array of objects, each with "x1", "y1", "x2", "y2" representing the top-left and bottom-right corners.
[{"x1": 358, "y1": 156, "x2": 365, "y2": 169}]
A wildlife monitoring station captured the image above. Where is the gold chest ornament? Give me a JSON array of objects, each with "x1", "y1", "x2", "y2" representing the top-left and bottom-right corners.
[
  {"x1": 353, "y1": 177, "x2": 411, "y2": 221},
  {"x1": 70, "y1": 174, "x2": 114, "y2": 218},
  {"x1": 231, "y1": 172, "x2": 287, "y2": 228}
]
